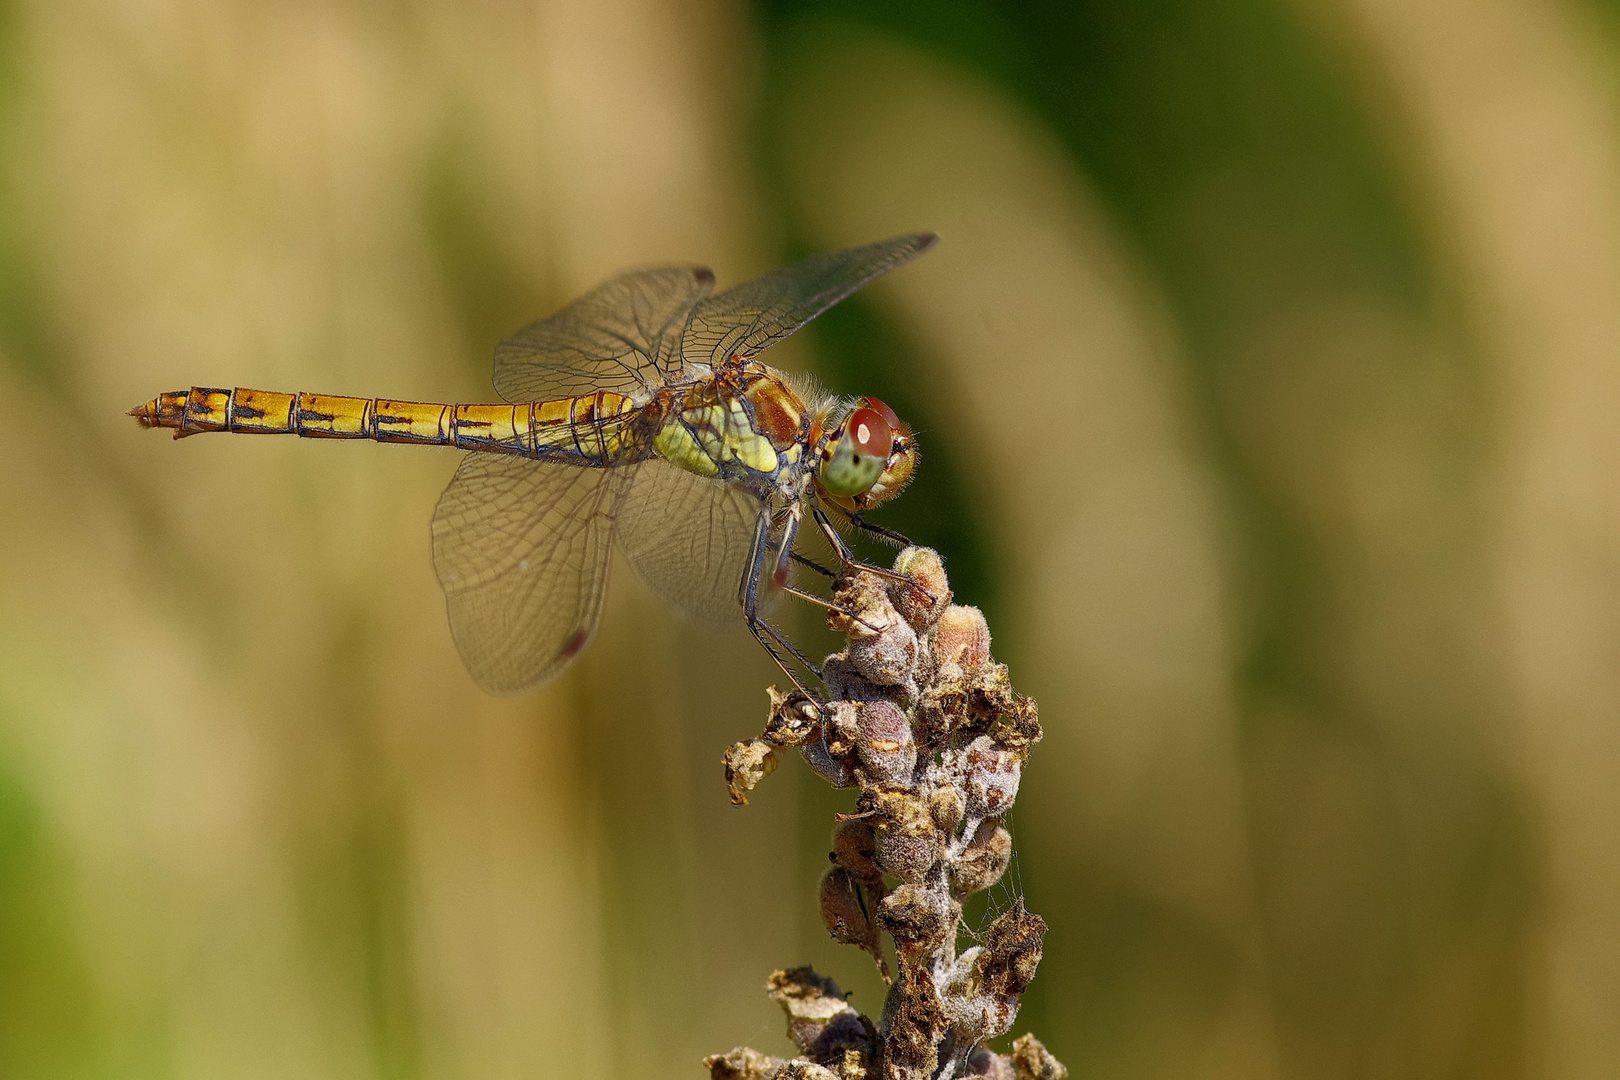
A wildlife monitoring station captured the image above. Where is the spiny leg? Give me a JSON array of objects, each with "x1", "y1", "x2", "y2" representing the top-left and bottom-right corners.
[
  {"x1": 780, "y1": 584, "x2": 882, "y2": 634},
  {"x1": 849, "y1": 512, "x2": 912, "y2": 548},
  {"x1": 812, "y1": 507, "x2": 937, "y2": 603},
  {"x1": 791, "y1": 551, "x2": 837, "y2": 579}
]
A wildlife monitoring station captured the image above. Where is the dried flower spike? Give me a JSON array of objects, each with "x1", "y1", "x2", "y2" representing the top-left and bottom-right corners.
[{"x1": 707, "y1": 548, "x2": 1063, "y2": 1080}]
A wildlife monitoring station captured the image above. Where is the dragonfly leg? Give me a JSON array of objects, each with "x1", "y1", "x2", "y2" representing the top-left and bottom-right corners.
[
  {"x1": 742, "y1": 508, "x2": 825, "y2": 704},
  {"x1": 791, "y1": 551, "x2": 837, "y2": 579},
  {"x1": 848, "y1": 512, "x2": 913, "y2": 548},
  {"x1": 780, "y1": 584, "x2": 882, "y2": 634},
  {"x1": 812, "y1": 507, "x2": 937, "y2": 603}
]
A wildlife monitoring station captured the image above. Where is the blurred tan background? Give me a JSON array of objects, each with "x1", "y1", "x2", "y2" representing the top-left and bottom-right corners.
[{"x1": 2, "y1": 0, "x2": 1619, "y2": 1077}]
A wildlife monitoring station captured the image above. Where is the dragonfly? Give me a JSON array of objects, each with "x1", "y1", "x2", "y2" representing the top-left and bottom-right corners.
[{"x1": 131, "y1": 233, "x2": 937, "y2": 696}]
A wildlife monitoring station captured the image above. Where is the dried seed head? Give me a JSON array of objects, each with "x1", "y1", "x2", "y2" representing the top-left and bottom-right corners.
[
  {"x1": 704, "y1": 1046, "x2": 787, "y2": 1080},
  {"x1": 976, "y1": 899, "x2": 1046, "y2": 1000},
  {"x1": 1010, "y1": 1034, "x2": 1068, "y2": 1080},
  {"x1": 928, "y1": 785, "x2": 965, "y2": 835},
  {"x1": 780, "y1": 1063, "x2": 840, "y2": 1080},
  {"x1": 891, "y1": 547, "x2": 951, "y2": 629},
  {"x1": 767, "y1": 968, "x2": 875, "y2": 1064},
  {"x1": 854, "y1": 699, "x2": 916, "y2": 784},
  {"x1": 847, "y1": 615, "x2": 919, "y2": 687},
  {"x1": 723, "y1": 740, "x2": 778, "y2": 806},
  {"x1": 819, "y1": 868, "x2": 880, "y2": 954},
  {"x1": 830, "y1": 817, "x2": 883, "y2": 881},
  {"x1": 872, "y1": 788, "x2": 942, "y2": 882},
  {"x1": 963, "y1": 736, "x2": 1022, "y2": 817},
  {"x1": 765, "y1": 686, "x2": 822, "y2": 746},
  {"x1": 952, "y1": 821, "x2": 1013, "y2": 898},
  {"x1": 879, "y1": 884, "x2": 957, "y2": 960},
  {"x1": 931, "y1": 605, "x2": 991, "y2": 669},
  {"x1": 822, "y1": 655, "x2": 886, "y2": 704}
]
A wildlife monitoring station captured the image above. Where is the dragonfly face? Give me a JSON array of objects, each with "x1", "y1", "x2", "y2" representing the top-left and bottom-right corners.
[{"x1": 132, "y1": 233, "x2": 938, "y2": 696}]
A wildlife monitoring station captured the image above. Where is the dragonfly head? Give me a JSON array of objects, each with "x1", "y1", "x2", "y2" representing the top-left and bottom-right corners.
[{"x1": 814, "y1": 396, "x2": 917, "y2": 511}]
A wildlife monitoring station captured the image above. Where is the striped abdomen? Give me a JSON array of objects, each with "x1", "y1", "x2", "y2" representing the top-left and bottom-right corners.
[{"x1": 129, "y1": 386, "x2": 642, "y2": 463}]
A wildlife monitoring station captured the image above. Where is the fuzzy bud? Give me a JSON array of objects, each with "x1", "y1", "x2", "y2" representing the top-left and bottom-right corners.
[
  {"x1": 931, "y1": 605, "x2": 991, "y2": 669},
  {"x1": 847, "y1": 616, "x2": 919, "y2": 687},
  {"x1": 891, "y1": 547, "x2": 951, "y2": 629},
  {"x1": 879, "y1": 884, "x2": 958, "y2": 960},
  {"x1": 819, "y1": 868, "x2": 879, "y2": 954},
  {"x1": 822, "y1": 655, "x2": 886, "y2": 704},
  {"x1": 1010, "y1": 1034, "x2": 1067, "y2": 1080},
  {"x1": 928, "y1": 785, "x2": 965, "y2": 835},
  {"x1": 830, "y1": 817, "x2": 883, "y2": 881},
  {"x1": 963, "y1": 736, "x2": 1022, "y2": 817},
  {"x1": 854, "y1": 699, "x2": 916, "y2": 784},
  {"x1": 872, "y1": 788, "x2": 942, "y2": 882},
  {"x1": 952, "y1": 821, "x2": 1013, "y2": 898}
]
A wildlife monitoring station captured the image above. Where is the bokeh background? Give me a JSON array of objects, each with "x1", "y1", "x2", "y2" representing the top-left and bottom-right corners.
[{"x1": 2, "y1": 0, "x2": 1620, "y2": 1077}]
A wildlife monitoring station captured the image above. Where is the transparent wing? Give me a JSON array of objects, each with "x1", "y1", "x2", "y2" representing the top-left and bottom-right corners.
[
  {"x1": 431, "y1": 453, "x2": 627, "y2": 693},
  {"x1": 681, "y1": 233, "x2": 938, "y2": 367},
  {"x1": 615, "y1": 456, "x2": 767, "y2": 629},
  {"x1": 492, "y1": 265, "x2": 716, "y2": 403}
]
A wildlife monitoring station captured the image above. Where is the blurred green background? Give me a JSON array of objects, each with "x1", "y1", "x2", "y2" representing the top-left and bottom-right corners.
[{"x1": 3, "y1": 0, "x2": 1620, "y2": 1077}]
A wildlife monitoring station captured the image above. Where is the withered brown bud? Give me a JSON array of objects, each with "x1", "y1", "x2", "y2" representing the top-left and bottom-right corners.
[
  {"x1": 928, "y1": 785, "x2": 965, "y2": 834},
  {"x1": 802, "y1": 725, "x2": 857, "y2": 788},
  {"x1": 872, "y1": 788, "x2": 942, "y2": 882},
  {"x1": 879, "y1": 884, "x2": 957, "y2": 960},
  {"x1": 1010, "y1": 1034, "x2": 1067, "y2": 1080},
  {"x1": 819, "y1": 867, "x2": 880, "y2": 955},
  {"x1": 767, "y1": 968, "x2": 876, "y2": 1064},
  {"x1": 963, "y1": 736, "x2": 1022, "y2": 817},
  {"x1": 854, "y1": 699, "x2": 916, "y2": 784},
  {"x1": 891, "y1": 547, "x2": 951, "y2": 629},
  {"x1": 765, "y1": 685, "x2": 822, "y2": 746},
  {"x1": 847, "y1": 615, "x2": 919, "y2": 688},
  {"x1": 931, "y1": 605, "x2": 991, "y2": 668},
  {"x1": 830, "y1": 818, "x2": 883, "y2": 881},
  {"x1": 723, "y1": 739, "x2": 778, "y2": 806},
  {"x1": 704, "y1": 1046, "x2": 787, "y2": 1080},
  {"x1": 780, "y1": 1063, "x2": 840, "y2": 1080},
  {"x1": 976, "y1": 899, "x2": 1046, "y2": 999},
  {"x1": 822, "y1": 655, "x2": 886, "y2": 704},
  {"x1": 952, "y1": 820, "x2": 1013, "y2": 898}
]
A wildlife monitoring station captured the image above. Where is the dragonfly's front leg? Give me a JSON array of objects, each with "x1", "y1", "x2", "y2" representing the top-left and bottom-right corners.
[{"x1": 811, "y1": 507, "x2": 937, "y2": 603}]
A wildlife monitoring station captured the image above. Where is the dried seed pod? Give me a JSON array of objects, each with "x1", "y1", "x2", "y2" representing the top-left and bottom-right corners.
[
  {"x1": 830, "y1": 818, "x2": 883, "y2": 881},
  {"x1": 802, "y1": 716, "x2": 857, "y2": 788},
  {"x1": 890, "y1": 547, "x2": 951, "y2": 629},
  {"x1": 928, "y1": 785, "x2": 965, "y2": 835},
  {"x1": 879, "y1": 883, "x2": 957, "y2": 960},
  {"x1": 931, "y1": 605, "x2": 991, "y2": 669},
  {"x1": 848, "y1": 615, "x2": 918, "y2": 687},
  {"x1": 780, "y1": 1063, "x2": 840, "y2": 1080},
  {"x1": 766, "y1": 968, "x2": 875, "y2": 1064},
  {"x1": 723, "y1": 740, "x2": 778, "y2": 806},
  {"x1": 963, "y1": 735, "x2": 1022, "y2": 817},
  {"x1": 855, "y1": 699, "x2": 916, "y2": 784},
  {"x1": 819, "y1": 867, "x2": 879, "y2": 954},
  {"x1": 1010, "y1": 1034, "x2": 1067, "y2": 1080},
  {"x1": 952, "y1": 821, "x2": 1013, "y2": 898},
  {"x1": 764, "y1": 686, "x2": 822, "y2": 746},
  {"x1": 975, "y1": 899, "x2": 1046, "y2": 1000},
  {"x1": 704, "y1": 1047, "x2": 787, "y2": 1080},
  {"x1": 822, "y1": 655, "x2": 886, "y2": 704},
  {"x1": 872, "y1": 788, "x2": 942, "y2": 882}
]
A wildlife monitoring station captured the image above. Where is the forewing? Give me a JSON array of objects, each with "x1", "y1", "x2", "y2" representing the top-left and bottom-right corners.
[
  {"x1": 492, "y1": 265, "x2": 715, "y2": 403},
  {"x1": 431, "y1": 453, "x2": 626, "y2": 693},
  {"x1": 681, "y1": 233, "x2": 937, "y2": 367},
  {"x1": 615, "y1": 457, "x2": 765, "y2": 629}
]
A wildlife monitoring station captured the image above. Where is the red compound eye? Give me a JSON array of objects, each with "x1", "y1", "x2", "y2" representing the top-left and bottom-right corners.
[
  {"x1": 847, "y1": 407, "x2": 892, "y2": 459},
  {"x1": 861, "y1": 396, "x2": 901, "y2": 431}
]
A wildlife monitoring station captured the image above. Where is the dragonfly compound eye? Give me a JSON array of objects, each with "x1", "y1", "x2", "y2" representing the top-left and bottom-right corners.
[{"x1": 821, "y1": 406, "x2": 892, "y2": 498}]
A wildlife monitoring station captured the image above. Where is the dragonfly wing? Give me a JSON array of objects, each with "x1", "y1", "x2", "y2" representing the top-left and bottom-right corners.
[
  {"x1": 492, "y1": 265, "x2": 716, "y2": 403},
  {"x1": 615, "y1": 457, "x2": 766, "y2": 629},
  {"x1": 431, "y1": 453, "x2": 627, "y2": 693},
  {"x1": 681, "y1": 233, "x2": 938, "y2": 367}
]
